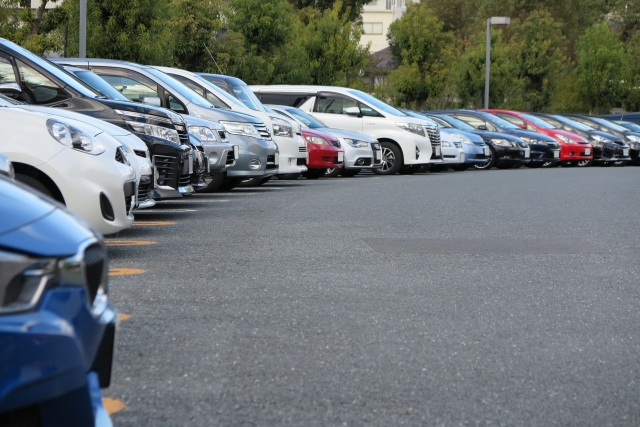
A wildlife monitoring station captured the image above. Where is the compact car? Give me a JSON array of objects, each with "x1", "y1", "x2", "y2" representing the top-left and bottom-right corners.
[
  {"x1": 561, "y1": 115, "x2": 633, "y2": 165},
  {"x1": 302, "y1": 128, "x2": 344, "y2": 179}
]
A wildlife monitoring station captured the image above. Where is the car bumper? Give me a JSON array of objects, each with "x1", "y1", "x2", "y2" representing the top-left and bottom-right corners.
[
  {"x1": 462, "y1": 144, "x2": 491, "y2": 164},
  {"x1": 560, "y1": 144, "x2": 593, "y2": 161},
  {"x1": 274, "y1": 134, "x2": 307, "y2": 174},
  {"x1": 0, "y1": 286, "x2": 117, "y2": 424},
  {"x1": 441, "y1": 146, "x2": 464, "y2": 164},
  {"x1": 403, "y1": 133, "x2": 432, "y2": 165},
  {"x1": 343, "y1": 144, "x2": 380, "y2": 169},
  {"x1": 203, "y1": 141, "x2": 237, "y2": 173},
  {"x1": 528, "y1": 146, "x2": 561, "y2": 164},
  {"x1": 226, "y1": 135, "x2": 276, "y2": 178},
  {"x1": 307, "y1": 146, "x2": 344, "y2": 169}
]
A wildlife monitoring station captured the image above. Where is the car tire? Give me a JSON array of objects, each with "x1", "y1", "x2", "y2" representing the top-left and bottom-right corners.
[
  {"x1": 399, "y1": 165, "x2": 421, "y2": 175},
  {"x1": 276, "y1": 173, "x2": 300, "y2": 180},
  {"x1": 341, "y1": 169, "x2": 360, "y2": 177},
  {"x1": 474, "y1": 146, "x2": 496, "y2": 170},
  {"x1": 218, "y1": 177, "x2": 243, "y2": 191},
  {"x1": 196, "y1": 173, "x2": 225, "y2": 193},
  {"x1": 417, "y1": 164, "x2": 430, "y2": 173},
  {"x1": 303, "y1": 169, "x2": 325, "y2": 179},
  {"x1": 527, "y1": 162, "x2": 543, "y2": 168},
  {"x1": 238, "y1": 176, "x2": 271, "y2": 187},
  {"x1": 15, "y1": 173, "x2": 55, "y2": 199},
  {"x1": 577, "y1": 159, "x2": 593, "y2": 167},
  {"x1": 373, "y1": 142, "x2": 403, "y2": 175},
  {"x1": 325, "y1": 167, "x2": 342, "y2": 177},
  {"x1": 496, "y1": 164, "x2": 513, "y2": 169}
]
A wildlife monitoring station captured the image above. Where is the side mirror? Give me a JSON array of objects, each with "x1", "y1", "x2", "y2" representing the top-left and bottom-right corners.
[
  {"x1": 344, "y1": 106, "x2": 361, "y2": 117},
  {"x1": 0, "y1": 82, "x2": 21, "y2": 97},
  {"x1": 477, "y1": 125, "x2": 488, "y2": 131},
  {"x1": 142, "y1": 96, "x2": 162, "y2": 107},
  {"x1": 518, "y1": 123, "x2": 527, "y2": 129}
]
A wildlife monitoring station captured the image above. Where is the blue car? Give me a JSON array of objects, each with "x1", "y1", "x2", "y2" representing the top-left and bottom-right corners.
[{"x1": 0, "y1": 165, "x2": 116, "y2": 427}]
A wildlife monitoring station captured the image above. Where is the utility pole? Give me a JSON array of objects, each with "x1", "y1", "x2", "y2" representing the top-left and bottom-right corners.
[
  {"x1": 484, "y1": 17, "x2": 510, "y2": 109},
  {"x1": 79, "y1": 0, "x2": 86, "y2": 58}
]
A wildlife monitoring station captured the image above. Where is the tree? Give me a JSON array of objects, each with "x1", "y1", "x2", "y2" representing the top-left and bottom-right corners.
[
  {"x1": 301, "y1": 1, "x2": 369, "y2": 85},
  {"x1": 575, "y1": 22, "x2": 628, "y2": 114},
  {"x1": 287, "y1": 0, "x2": 372, "y2": 22},
  {"x1": 0, "y1": 0, "x2": 65, "y2": 54},
  {"x1": 386, "y1": 2, "x2": 456, "y2": 109}
]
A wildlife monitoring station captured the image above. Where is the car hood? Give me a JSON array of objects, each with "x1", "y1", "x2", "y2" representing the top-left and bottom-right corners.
[
  {"x1": 182, "y1": 115, "x2": 224, "y2": 131},
  {"x1": 318, "y1": 127, "x2": 376, "y2": 143},
  {"x1": 189, "y1": 105, "x2": 264, "y2": 125},
  {"x1": 26, "y1": 105, "x2": 131, "y2": 136},
  {"x1": 471, "y1": 130, "x2": 522, "y2": 142},
  {"x1": 503, "y1": 129, "x2": 556, "y2": 142},
  {"x1": 440, "y1": 128, "x2": 484, "y2": 144},
  {"x1": 0, "y1": 177, "x2": 96, "y2": 257}
]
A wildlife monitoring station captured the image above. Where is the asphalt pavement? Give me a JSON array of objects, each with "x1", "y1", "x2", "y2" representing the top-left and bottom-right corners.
[{"x1": 106, "y1": 166, "x2": 640, "y2": 426}]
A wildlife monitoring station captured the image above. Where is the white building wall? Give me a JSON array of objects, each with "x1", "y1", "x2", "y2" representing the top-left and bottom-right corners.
[{"x1": 360, "y1": 0, "x2": 416, "y2": 53}]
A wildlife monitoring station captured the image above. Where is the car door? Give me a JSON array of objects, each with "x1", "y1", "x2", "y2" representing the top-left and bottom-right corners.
[{"x1": 311, "y1": 92, "x2": 363, "y2": 133}]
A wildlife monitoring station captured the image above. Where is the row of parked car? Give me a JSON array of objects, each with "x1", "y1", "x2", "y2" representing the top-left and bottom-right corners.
[{"x1": 1, "y1": 35, "x2": 639, "y2": 426}]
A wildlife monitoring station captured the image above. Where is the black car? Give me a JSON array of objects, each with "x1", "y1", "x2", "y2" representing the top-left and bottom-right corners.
[
  {"x1": 601, "y1": 112, "x2": 640, "y2": 125},
  {"x1": 427, "y1": 110, "x2": 556, "y2": 169},
  {"x1": 562, "y1": 115, "x2": 634, "y2": 165},
  {"x1": 613, "y1": 121, "x2": 640, "y2": 163},
  {"x1": 0, "y1": 38, "x2": 190, "y2": 199},
  {"x1": 531, "y1": 113, "x2": 627, "y2": 166}
]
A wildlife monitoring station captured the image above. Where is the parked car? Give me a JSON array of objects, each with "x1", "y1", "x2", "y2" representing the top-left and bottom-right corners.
[
  {"x1": 0, "y1": 106, "x2": 136, "y2": 234},
  {"x1": 420, "y1": 113, "x2": 491, "y2": 171},
  {"x1": 601, "y1": 112, "x2": 640, "y2": 125},
  {"x1": 0, "y1": 38, "x2": 191, "y2": 199},
  {"x1": 159, "y1": 69, "x2": 308, "y2": 182},
  {"x1": 0, "y1": 93, "x2": 156, "y2": 208},
  {"x1": 560, "y1": 115, "x2": 633, "y2": 165},
  {"x1": 267, "y1": 104, "x2": 382, "y2": 177},
  {"x1": 301, "y1": 128, "x2": 345, "y2": 179},
  {"x1": 613, "y1": 121, "x2": 640, "y2": 163},
  {"x1": 427, "y1": 110, "x2": 535, "y2": 169},
  {"x1": 530, "y1": 113, "x2": 626, "y2": 166},
  {"x1": 0, "y1": 172, "x2": 117, "y2": 427},
  {"x1": 483, "y1": 110, "x2": 590, "y2": 167},
  {"x1": 250, "y1": 85, "x2": 439, "y2": 175},
  {"x1": 52, "y1": 58, "x2": 276, "y2": 191},
  {"x1": 62, "y1": 66, "x2": 238, "y2": 192}
]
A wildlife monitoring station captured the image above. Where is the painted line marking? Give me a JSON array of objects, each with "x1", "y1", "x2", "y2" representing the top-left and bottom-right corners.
[
  {"x1": 133, "y1": 209, "x2": 198, "y2": 213},
  {"x1": 103, "y1": 398, "x2": 127, "y2": 415},
  {"x1": 105, "y1": 240, "x2": 157, "y2": 247},
  {"x1": 109, "y1": 268, "x2": 146, "y2": 277},
  {"x1": 118, "y1": 313, "x2": 131, "y2": 322},
  {"x1": 157, "y1": 200, "x2": 230, "y2": 203},
  {"x1": 132, "y1": 221, "x2": 175, "y2": 226}
]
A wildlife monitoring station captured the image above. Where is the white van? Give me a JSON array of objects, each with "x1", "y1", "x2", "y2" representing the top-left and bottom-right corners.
[{"x1": 250, "y1": 86, "x2": 442, "y2": 174}]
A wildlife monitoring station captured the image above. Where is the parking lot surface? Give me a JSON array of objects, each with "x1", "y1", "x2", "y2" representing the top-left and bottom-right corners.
[{"x1": 107, "y1": 167, "x2": 640, "y2": 426}]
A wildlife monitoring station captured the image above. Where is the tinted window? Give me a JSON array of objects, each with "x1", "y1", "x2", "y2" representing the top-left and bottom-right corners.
[
  {"x1": 520, "y1": 113, "x2": 555, "y2": 129},
  {"x1": 167, "y1": 92, "x2": 187, "y2": 114},
  {"x1": 497, "y1": 113, "x2": 525, "y2": 127},
  {"x1": 170, "y1": 74, "x2": 230, "y2": 109},
  {"x1": 282, "y1": 107, "x2": 326, "y2": 128},
  {"x1": 97, "y1": 72, "x2": 159, "y2": 103},
  {"x1": 16, "y1": 59, "x2": 70, "y2": 105},
  {"x1": 348, "y1": 89, "x2": 405, "y2": 117},
  {"x1": 617, "y1": 121, "x2": 640, "y2": 132},
  {"x1": 315, "y1": 93, "x2": 358, "y2": 114},
  {"x1": 258, "y1": 93, "x2": 311, "y2": 108},
  {"x1": 73, "y1": 70, "x2": 130, "y2": 101},
  {"x1": 433, "y1": 115, "x2": 475, "y2": 131},
  {"x1": 454, "y1": 114, "x2": 496, "y2": 131},
  {"x1": 0, "y1": 56, "x2": 17, "y2": 84}
]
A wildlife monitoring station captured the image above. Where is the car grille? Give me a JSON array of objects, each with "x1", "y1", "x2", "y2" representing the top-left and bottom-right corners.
[
  {"x1": 154, "y1": 155, "x2": 176, "y2": 186},
  {"x1": 266, "y1": 154, "x2": 277, "y2": 169},
  {"x1": 178, "y1": 128, "x2": 189, "y2": 145},
  {"x1": 134, "y1": 149, "x2": 147, "y2": 157},
  {"x1": 426, "y1": 125, "x2": 440, "y2": 145},
  {"x1": 299, "y1": 146, "x2": 307, "y2": 153},
  {"x1": 358, "y1": 158, "x2": 372, "y2": 166},
  {"x1": 115, "y1": 147, "x2": 126, "y2": 164},
  {"x1": 226, "y1": 150, "x2": 235, "y2": 166},
  {"x1": 254, "y1": 124, "x2": 271, "y2": 140},
  {"x1": 83, "y1": 243, "x2": 107, "y2": 305},
  {"x1": 179, "y1": 173, "x2": 191, "y2": 186}
]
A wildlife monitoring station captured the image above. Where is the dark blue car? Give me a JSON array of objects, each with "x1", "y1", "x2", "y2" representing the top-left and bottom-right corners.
[{"x1": 0, "y1": 168, "x2": 116, "y2": 426}]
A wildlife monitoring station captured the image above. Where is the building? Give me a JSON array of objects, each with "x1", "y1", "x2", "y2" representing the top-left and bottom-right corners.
[{"x1": 360, "y1": 0, "x2": 419, "y2": 53}]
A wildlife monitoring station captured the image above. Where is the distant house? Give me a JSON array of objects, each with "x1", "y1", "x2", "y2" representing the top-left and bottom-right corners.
[
  {"x1": 30, "y1": 0, "x2": 58, "y2": 10},
  {"x1": 360, "y1": 0, "x2": 419, "y2": 53}
]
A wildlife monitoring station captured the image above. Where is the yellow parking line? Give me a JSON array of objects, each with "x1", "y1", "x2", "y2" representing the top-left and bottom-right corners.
[
  {"x1": 109, "y1": 268, "x2": 146, "y2": 277},
  {"x1": 132, "y1": 221, "x2": 175, "y2": 226},
  {"x1": 118, "y1": 313, "x2": 131, "y2": 322},
  {"x1": 103, "y1": 397, "x2": 127, "y2": 415},
  {"x1": 105, "y1": 240, "x2": 157, "y2": 247}
]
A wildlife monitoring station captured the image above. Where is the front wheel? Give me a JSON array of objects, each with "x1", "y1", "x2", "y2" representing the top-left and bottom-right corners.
[
  {"x1": 451, "y1": 164, "x2": 469, "y2": 171},
  {"x1": 325, "y1": 167, "x2": 342, "y2": 177},
  {"x1": 561, "y1": 161, "x2": 577, "y2": 167},
  {"x1": 372, "y1": 142, "x2": 403, "y2": 175},
  {"x1": 577, "y1": 159, "x2": 593, "y2": 167},
  {"x1": 417, "y1": 165, "x2": 430, "y2": 173},
  {"x1": 196, "y1": 172, "x2": 225, "y2": 193},
  {"x1": 238, "y1": 176, "x2": 271, "y2": 187},
  {"x1": 303, "y1": 169, "x2": 325, "y2": 179},
  {"x1": 218, "y1": 177, "x2": 242, "y2": 191},
  {"x1": 474, "y1": 146, "x2": 496, "y2": 170},
  {"x1": 15, "y1": 173, "x2": 56, "y2": 199}
]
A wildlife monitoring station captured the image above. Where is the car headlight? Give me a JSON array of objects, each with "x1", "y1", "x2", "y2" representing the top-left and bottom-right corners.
[
  {"x1": 343, "y1": 138, "x2": 368, "y2": 148},
  {"x1": 441, "y1": 140, "x2": 452, "y2": 148},
  {"x1": 555, "y1": 134, "x2": 574, "y2": 143},
  {"x1": 188, "y1": 126, "x2": 218, "y2": 142},
  {"x1": 0, "y1": 250, "x2": 59, "y2": 314},
  {"x1": 126, "y1": 121, "x2": 180, "y2": 144},
  {"x1": 271, "y1": 117, "x2": 293, "y2": 138},
  {"x1": 590, "y1": 134, "x2": 609, "y2": 145},
  {"x1": 519, "y1": 137, "x2": 537, "y2": 145},
  {"x1": 305, "y1": 135, "x2": 329, "y2": 145},
  {"x1": 491, "y1": 138, "x2": 512, "y2": 146},
  {"x1": 220, "y1": 121, "x2": 260, "y2": 138},
  {"x1": 46, "y1": 119, "x2": 105, "y2": 155},
  {"x1": 396, "y1": 122, "x2": 425, "y2": 137},
  {"x1": 625, "y1": 135, "x2": 640, "y2": 147},
  {"x1": 450, "y1": 133, "x2": 473, "y2": 144}
]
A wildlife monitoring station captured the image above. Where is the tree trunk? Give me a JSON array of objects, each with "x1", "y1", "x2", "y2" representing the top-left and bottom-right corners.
[{"x1": 30, "y1": 0, "x2": 49, "y2": 35}]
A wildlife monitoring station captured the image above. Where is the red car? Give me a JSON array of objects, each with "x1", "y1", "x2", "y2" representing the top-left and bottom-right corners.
[
  {"x1": 482, "y1": 110, "x2": 593, "y2": 166},
  {"x1": 302, "y1": 128, "x2": 344, "y2": 179}
]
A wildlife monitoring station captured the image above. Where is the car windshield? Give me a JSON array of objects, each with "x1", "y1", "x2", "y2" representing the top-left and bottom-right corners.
[
  {"x1": 425, "y1": 116, "x2": 452, "y2": 128},
  {"x1": 591, "y1": 117, "x2": 629, "y2": 132},
  {"x1": 73, "y1": 70, "x2": 130, "y2": 101},
  {"x1": 231, "y1": 84, "x2": 265, "y2": 112},
  {"x1": 282, "y1": 107, "x2": 325, "y2": 128},
  {"x1": 617, "y1": 121, "x2": 640, "y2": 132},
  {"x1": 403, "y1": 110, "x2": 439, "y2": 125},
  {"x1": 478, "y1": 112, "x2": 519, "y2": 129},
  {"x1": 552, "y1": 115, "x2": 594, "y2": 131},
  {"x1": 520, "y1": 113, "x2": 555, "y2": 129},
  {"x1": 348, "y1": 90, "x2": 407, "y2": 117},
  {"x1": 145, "y1": 67, "x2": 213, "y2": 108},
  {"x1": 436, "y1": 115, "x2": 475, "y2": 131},
  {"x1": 194, "y1": 75, "x2": 245, "y2": 108}
]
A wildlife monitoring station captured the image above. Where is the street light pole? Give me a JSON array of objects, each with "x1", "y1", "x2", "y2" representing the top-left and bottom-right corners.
[
  {"x1": 79, "y1": 0, "x2": 86, "y2": 58},
  {"x1": 484, "y1": 16, "x2": 510, "y2": 110}
]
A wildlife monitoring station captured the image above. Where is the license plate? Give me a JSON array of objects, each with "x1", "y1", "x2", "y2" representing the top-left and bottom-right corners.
[
  {"x1": 554, "y1": 150, "x2": 559, "y2": 158},
  {"x1": 374, "y1": 151, "x2": 380, "y2": 161},
  {"x1": 585, "y1": 148, "x2": 591, "y2": 155},
  {"x1": 338, "y1": 152, "x2": 344, "y2": 162},
  {"x1": 524, "y1": 147, "x2": 530, "y2": 158},
  {"x1": 624, "y1": 149, "x2": 629, "y2": 156},
  {"x1": 274, "y1": 152, "x2": 279, "y2": 165},
  {"x1": 484, "y1": 147, "x2": 490, "y2": 156},
  {"x1": 234, "y1": 145, "x2": 239, "y2": 160}
]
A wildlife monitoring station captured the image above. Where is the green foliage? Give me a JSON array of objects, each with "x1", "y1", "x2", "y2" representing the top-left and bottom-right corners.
[
  {"x1": 386, "y1": 2, "x2": 456, "y2": 109},
  {"x1": 0, "y1": 0, "x2": 65, "y2": 55},
  {"x1": 623, "y1": 32, "x2": 640, "y2": 111},
  {"x1": 287, "y1": 0, "x2": 372, "y2": 22},
  {"x1": 576, "y1": 22, "x2": 628, "y2": 114}
]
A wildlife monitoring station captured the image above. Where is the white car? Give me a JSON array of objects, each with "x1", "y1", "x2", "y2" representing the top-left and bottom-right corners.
[
  {"x1": 267, "y1": 104, "x2": 382, "y2": 177},
  {"x1": 0, "y1": 107, "x2": 136, "y2": 234},
  {"x1": 434, "y1": 132, "x2": 465, "y2": 171},
  {"x1": 154, "y1": 67, "x2": 308, "y2": 180},
  {"x1": 250, "y1": 85, "x2": 441, "y2": 175}
]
